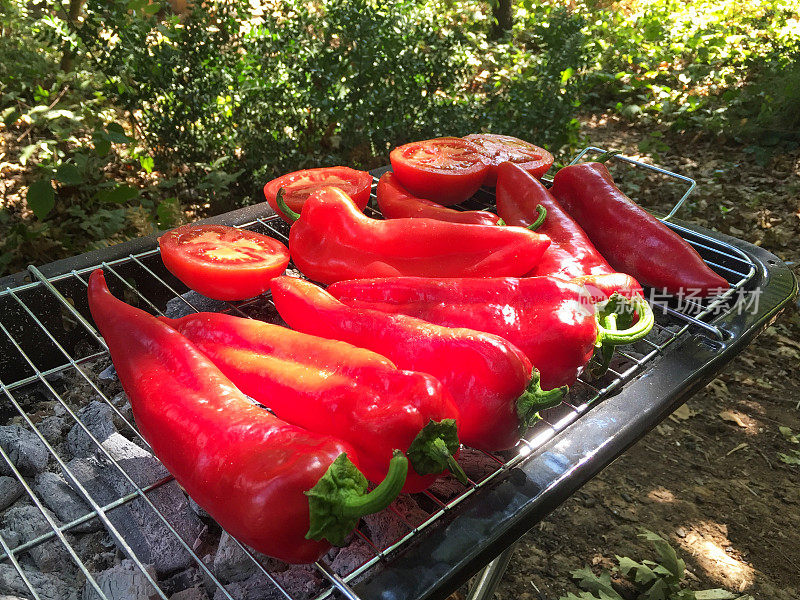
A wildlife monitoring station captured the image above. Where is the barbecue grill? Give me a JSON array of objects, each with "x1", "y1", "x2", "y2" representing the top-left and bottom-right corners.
[{"x1": 0, "y1": 148, "x2": 796, "y2": 600}]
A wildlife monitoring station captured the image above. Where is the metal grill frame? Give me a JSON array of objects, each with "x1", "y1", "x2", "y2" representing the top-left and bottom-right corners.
[{"x1": 0, "y1": 151, "x2": 796, "y2": 600}]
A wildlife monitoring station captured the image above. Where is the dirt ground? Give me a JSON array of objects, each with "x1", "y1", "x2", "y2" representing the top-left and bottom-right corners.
[{"x1": 466, "y1": 117, "x2": 800, "y2": 600}]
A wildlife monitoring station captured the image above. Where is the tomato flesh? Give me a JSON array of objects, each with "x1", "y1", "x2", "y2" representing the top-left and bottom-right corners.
[
  {"x1": 263, "y1": 166, "x2": 372, "y2": 224},
  {"x1": 159, "y1": 225, "x2": 290, "y2": 301},
  {"x1": 464, "y1": 133, "x2": 554, "y2": 186},
  {"x1": 389, "y1": 137, "x2": 490, "y2": 205}
]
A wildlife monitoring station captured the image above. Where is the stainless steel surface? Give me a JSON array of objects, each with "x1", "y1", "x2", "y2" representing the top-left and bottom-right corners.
[{"x1": 0, "y1": 149, "x2": 761, "y2": 600}]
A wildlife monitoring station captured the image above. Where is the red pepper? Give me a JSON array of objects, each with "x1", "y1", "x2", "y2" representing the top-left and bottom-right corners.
[
  {"x1": 87, "y1": 270, "x2": 407, "y2": 564},
  {"x1": 327, "y1": 276, "x2": 654, "y2": 390},
  {"x1": 271, "y1": 276, "x2": 565, "y2": 451},
  {"x1": 277, "y1": 187, "x2": 550, "y2": 285},
  {"x1": 495, "y1": 162, "x2": 644, "y2": 300},
  {"x1": 377, "y1": 172, "x2": 501, "y2": 226},
  {"x1": 550, "y1": 162, "x2": 729, "y2": 296},
  {"x1": 160, "y1": 311, "x2": 465, "y2": 493}
]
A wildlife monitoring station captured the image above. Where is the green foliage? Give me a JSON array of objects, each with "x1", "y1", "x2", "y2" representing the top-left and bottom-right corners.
[
  {"x1": 560, "y1": 530, "x2": 747, "y2": 600},
  {"x1": 579, "y1": 0, "x2": 800, "y2": 149},
  {"x1": 778, "y1": 426, "x2": 800, "y2": 465}
]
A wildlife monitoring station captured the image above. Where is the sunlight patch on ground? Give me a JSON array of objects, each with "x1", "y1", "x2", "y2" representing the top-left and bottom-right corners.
[
  {"x1": 646, "y1": 486, "x2": 676, "y2": 503},
  {"x1": 676, "y1": 521, "x2": 755, "y2": 592}
]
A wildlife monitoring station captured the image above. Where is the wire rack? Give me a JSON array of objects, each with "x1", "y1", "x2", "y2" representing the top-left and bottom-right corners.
[{"x1": 0, "y1": 151, "x2": 761, "y2": 600}]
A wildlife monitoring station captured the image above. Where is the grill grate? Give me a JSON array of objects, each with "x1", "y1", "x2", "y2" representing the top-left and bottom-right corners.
[{"x1": 0, "y1": 151, "x2": 770, "y2": 600}]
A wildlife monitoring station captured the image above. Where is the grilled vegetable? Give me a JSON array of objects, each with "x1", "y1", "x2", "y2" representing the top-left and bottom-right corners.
[
  {"x1": 160, "y1": 310, "x2": 465, "y2": 493},
  {"x1": 464, "y1": 133, "x2": 554, "y2": 186},
  {"x1": 327, "y1": 276, "x2": 654, "y2": 390},
  {"x1": 377, "y1": 172, "x2": 500, "y2": 226},
  {"x1": 271, "y1": 275, "x2": 564, "y2": 451},
  {"x1": 550, "y1": 161, "x2": 729, "y2": 296},
  {"x1": 86, "y1": 269, "x2": 407, "y2": 564},
  {"x1": 278, "y1": 186, "x2": 550, "y2": 285}
]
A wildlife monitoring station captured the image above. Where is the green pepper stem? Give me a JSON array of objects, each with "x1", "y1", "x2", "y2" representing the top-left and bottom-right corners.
[
  {"x1": 526, "y1": 204, "x2": 547, "y2": 231},
  {"x1": 338, "y1": 451, "x2": 408, "y2": 519},
  {"x1": 595, "y1": 150, "x2": 622, "y2": 164},
  {"x1": 517, "y1": 369, "x2": 568, "y2": 431},
  {"x1": 275, "y1": 188, "x2": 300, "y2": 222},
  {"x1": 496, "y1": 217, "x2": 506, "y2": 226},
  {"x1": 596, "y1": 294, "x2": 654, "y2": 347},
  {"x1": 431, "y1": 437, "x2": 467, "y2": 484}
]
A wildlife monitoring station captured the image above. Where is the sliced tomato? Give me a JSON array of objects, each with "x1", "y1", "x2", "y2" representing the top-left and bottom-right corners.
[
  {"x1": 463, "y1": 133, "x2": 554, "y2": 186},
  {"x1": 159, "y1": 224, "x2": 289, "y2": 301},
  {"x1": 263, "y1": 166, "x2": 373, "y2": 224},
  {"x1": 389, "y1": 137, "x2": 490, "y2": 205}
]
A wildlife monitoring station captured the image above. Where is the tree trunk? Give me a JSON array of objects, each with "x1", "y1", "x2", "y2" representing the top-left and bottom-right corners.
[
  {"x1": 490, "y1": 0, "x2": 513, "y2": 40},
  {"x1": 59, "y1": 0, "x2": 86, "y2": 72}
]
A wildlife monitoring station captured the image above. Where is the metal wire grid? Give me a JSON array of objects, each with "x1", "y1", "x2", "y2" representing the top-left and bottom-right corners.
[{"x1": 0, "y1": 159, "x2": 757, "y2": 600}]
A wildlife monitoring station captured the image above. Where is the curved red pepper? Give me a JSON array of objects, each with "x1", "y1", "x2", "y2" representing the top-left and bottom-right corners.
[
  {"x1": 279, "y1": 187, "x2": 550, "y2": 285},
  {"x1": 377, "y1": 172, "x2": 501, "y2": 226},
  {"x1": 328, "y1": 276, "x2": 655, "y2": 390},
  {"x1": 550, "y1": 162, "x2": 729, "y2": 296},
  {"x1": 271, "y1": 276, "x2": 565, "y2": 451},
  {"x1": 495, "y1": 162, "x2": 644, "y2": 299},
  {"x1": 87, "y1": 270, "x2": 407, "y2": 564},
  {"x1": 160, "y1": 311, "x2": 464, "y2": 493}
]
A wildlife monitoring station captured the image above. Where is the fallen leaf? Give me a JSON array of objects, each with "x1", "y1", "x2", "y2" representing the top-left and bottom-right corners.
[
  {"x1": 778, "y1": 449, "x2": 800, "y2": 465},
  {"x1": 719, "y1": 410, "x2": 748, "y2": 428},
  {"x1": 726, "y1": 442, "x2": 749, "y2": 456},
  {"x1": 670, "y1": 403, "x2": 695, "y2": 422},
  {"x1": 779, "y1": 426, "x2": 799, "y2": 444}
]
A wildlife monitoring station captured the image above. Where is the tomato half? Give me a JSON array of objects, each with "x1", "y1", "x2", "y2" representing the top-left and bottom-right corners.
[
  {"x1": 463, "y1": 133, "x2": 554, "y2": 186},
  {"x1": 389, "y1": 137, "x2": 490, "y2": 205},
  {"x1": 263, "y1": 166, "x2": 373, "y2": 224},
  {"x1": 159, "y1": 224, "x2": 290, "y2": 301}
]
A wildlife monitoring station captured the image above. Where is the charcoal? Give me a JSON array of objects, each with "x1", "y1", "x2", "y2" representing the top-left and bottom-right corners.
[
  {"x1": 213, "y1": 565, "x2": 321, "y2": 600},
  {"x1": 2, "y1": 505, "x2": 72, "y2": 574},
  {"x1": 170, "y1": 586, "x2": 209, "y2": 600},
  {"x1": 210, "y1": 531, "x2": 287, "y2": 585},
  {"x1": 67, "y1": 401, "x2": 116, "y2": 459},
  {"x1": 328, "y1": 538, "x2": 375, "y2": 576},
  {"x1": 0, "y1": 529, "x2": 20, "y2": 549},
  {"x1": 0, "y1": 595, "x2": 29, "y2": 600},
  {"x1": 187, "y1": 497, "x2": 209, "y2": 520},
  {"x1": 211, "y1": 531, "x2": 259, "y2": 584},
  {"x1": 0, "y1": 477, "x2": 23, "y2": 511},
  {"x1": 0, "y1": 563, "x2": 79, "y2": 600},
  {"x1": 161, "y1": 567, "x2": 204, "y2": 596},
  {"x1": 165, "y1": 293, "x2": 226, "y2": 319},
  {"x1": 33, "y1": 472, "x2": 100, "y2": 533},
  {"x1": 98, "y1": 365, "x2": 117, "y2": 381},
  {"x1": 362, "y1": 494, "x2": 429, "y2": 548},
  {"x1": 81, "y1": 559, "x2": 157, "y2": 600},
  {"x1": 0, "y1": 426, "x2": 48, "y2": 477},
  {"x1": 458, "y1": 448, "x2": 504, "y2": 482},
  {"x1": 36, "y1": 416, "x2": 67, "y2": 446},
  {"x1": 63, "y1": 436, "x2": 204, "y2": 575}
]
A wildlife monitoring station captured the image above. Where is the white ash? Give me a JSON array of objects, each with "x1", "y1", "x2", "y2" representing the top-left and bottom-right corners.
[
  {"x1": 81, "y1": 559, "x2": 157, "y2": 600},
  {"x1": 0, "y1": 477, "x2": 23, "y2": 512},
  {"x1": 2, "y1": 504, "x2": 73, "y2": 574},
  {"x1": 0, "y1": 426, "x2": 49, "y2": 477},
  {"x1": 210, "y1": 531, "x2": 287, "y2": 586},
  {"x1": 66, "y1": 401, "x2": 117, "y2": 459},
  {"x1": 169, "y1": 586, "x2": 209, "y2": 600},
  {"x1": 362, "y1": 494, "x2": 430, "y2": 549},
  {"x1": 328, "y1": 538, "x2": 375, "y2": 577},
  {"x1": 160, "y1": 566, "x2": 204, "y2": 598},
  {"x1": 33, "y1": 472, "x2": 101, "y2": 534},
  {"x1": 0, "y1": 563, "x2": 79, "y2": 600},
  {"x1": 212, "y1": 564, "x2": 322, "y2": 600}
]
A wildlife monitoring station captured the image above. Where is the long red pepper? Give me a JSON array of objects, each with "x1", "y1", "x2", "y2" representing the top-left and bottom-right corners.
[
  {"x1": 495, "y1": 161, "x2": 644, "y2": 300},
  {"x1": 160, "y1": 311, "x2": 465, "y2": 493},
  {"x1": 327, "y1": 277, "x2": 654, "y2": 390},
  {"x1": 550, "y1": 161, "x2": 729, "y2": 296},
  {"x1": 277, "y1": 187, "x2": 550, "y2": 284},
  {"x1": 271, "y1": 276, "x2": 565, "y2": 451},
  {"x1": 87, "y1": 270, "x2": 407, "y2": 564},
  {"x1": 377, "y1": 172, "x2": 501, "y2": 226}
]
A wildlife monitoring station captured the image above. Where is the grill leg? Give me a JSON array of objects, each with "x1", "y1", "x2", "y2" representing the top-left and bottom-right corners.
[{"x1": 465, "y1": 544, "x2": 516, "y2": 600}]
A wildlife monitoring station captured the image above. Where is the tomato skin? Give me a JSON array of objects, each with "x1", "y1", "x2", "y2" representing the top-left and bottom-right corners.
[
  {"x1": 263, "y1": 166, "x2": 373, "y2": 224},
  {"x1": 159, "y1": 224, "x2": 290, "y2": 301},
  {"x1": 389, "y1": 137, "x2": 490, "y2": 205},
  {"x1": 464, "y1": 133, "x2": 554, "y2": 186}
]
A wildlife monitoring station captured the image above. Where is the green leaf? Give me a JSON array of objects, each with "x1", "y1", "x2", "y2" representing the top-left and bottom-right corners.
[
  {"x1": 156, "y1": 197, "x2": 180, "y2": 228},
  {"x1": 96, "y1": 185, "x2": 139, "y2": 204},
  {"x1": 778, "y1": 449, "x2": 800, "y2": 465},
  {"x1": 779, "y1": 426, "x2": 799, "y2": 444},
  {"x1": 642, "y1": 578, "x2": 671, "y2": 600},
  {"x1": 142, "y1": 2, "x2": 161, "y2": 15},
  {"x1": 55, "y1": 164, "x2": 83, "y2": 185},
  {"x1": 1, "y1": 106, "x2": 19, "y2": 125},
  {"x1": 27, "y1": 179, "x2": 55, "y2": 219},
  {"x1": 105, "y1": 123, "x2": 132, "y2": 144},
  {"x1": 94, "y1": 137, "x2": 111, "y2": 156},
  {"x1": 639, "y1": 530, "x2": 685, "y2": 580},
  {"x1": 19, "y1": 143, "x2": 40, "y2": 166},
  {"x1": 560, "y1": 67, "x2": 574, "y2": 85},
  {"x1": 571, "y1": 567, "x2": 622, "y2": 599},
  {"x1": 128, "y1": 0, "x2": 148, "y2": 9},
  {"x1": 139, "y1": 155, "x2": 155, "y2": 173}
]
